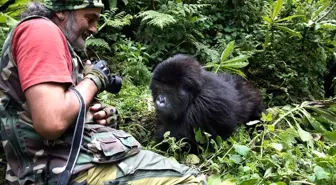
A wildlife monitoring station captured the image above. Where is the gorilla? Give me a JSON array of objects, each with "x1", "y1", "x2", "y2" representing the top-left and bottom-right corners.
[{"x1": 149, "y1": 54, "x2": 264, "y2": 152}]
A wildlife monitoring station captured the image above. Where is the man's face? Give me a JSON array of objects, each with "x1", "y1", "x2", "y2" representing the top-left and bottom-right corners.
[{"x1": 62, "y1": 8, "x2": 101, "y2": 50}]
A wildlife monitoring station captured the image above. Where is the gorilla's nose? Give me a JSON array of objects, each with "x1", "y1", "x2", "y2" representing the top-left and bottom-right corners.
[{"x1": 156, "y1": 95, "x2": 166, "y2": 107}]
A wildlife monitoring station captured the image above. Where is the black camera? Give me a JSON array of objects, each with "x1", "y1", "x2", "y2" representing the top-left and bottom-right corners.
[
  {"x1": 107, "y1": 75, "x2": 122, "y2": 94},
  {"x1": 91, "y1": 60, "x2": 122, "y2": 94}
]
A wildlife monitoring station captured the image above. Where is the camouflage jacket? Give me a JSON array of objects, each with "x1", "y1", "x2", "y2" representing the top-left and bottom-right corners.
[{"x1": 0, "y1": 16, "x2": 141, "y2": 185}]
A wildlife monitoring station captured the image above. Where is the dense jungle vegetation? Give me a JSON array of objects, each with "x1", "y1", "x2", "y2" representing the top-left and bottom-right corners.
[{"x1": 1, "y1": 0, "x2": 336, "y2": 184}]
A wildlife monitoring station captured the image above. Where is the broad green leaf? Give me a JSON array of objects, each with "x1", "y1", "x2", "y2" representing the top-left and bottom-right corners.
[
  {"x1": 1, "y1": 0, "x2": 30, "y2": 17},
  {"x1": 190, "y1": 16, "x2": 198, "y2": 23},
  {"x1": 224, "y1": 27, "x2": 233, "y2": 33},
  {"x1": 268, "y1": 125, "x2": 275, "y2": 132},
  {"x1": 300, "y1": 108, "x2": 328, "y2": 132},
  {"x1": 261, "y1": 112, "x2": 273, "y2": 122},
  {"x1": 276, "y1": 25, "x2": 303, "y2": 38},
  {"x1": 0, "y1": 13, "x2": 18, "y2": 28},
  {"x1": 223, "y1": 67, "x2": 247, "y2": 77},
  {"x1": 312, "y1": 1, "x2": 331, "y2": 20},
  {"x1": 230, "y1": 154, "x2": 242, "y2": 164},
  {"x1": 272, "y1": 0, "x2": 283, "y2": 20},
  {"x1": 328, "y1": 146, "x2": 336, "y2": 155},
  {"x1": 262, "y1": 16, "x2": 272, "y2": 24},
  {"x1": 194, "y1": 128, "x2": 207, "y2": 144},
  {"x1": 234, "y1": 144, "x2": 250, "y2": 156},
  {"x1": 221, "y1": 55, "x2": 249, "y2": 65},
  {"x1": 308, "y1": 117, "x2": 328, "y2": 133},
  {"x1": 297, "y1": 125, "x2": 313, "y2": 144},
  {"x1": 319, "y1": 23, "x2": 336, "y2": 30},
  {"x1": 308, "y1": 106, "x2": 336, "y2": 126},
  {"x1": 185, "y1": 154, "x2": 200, "y2": 165},
  {"x1": 271, "y1": 143, "x2": 283, "y2": 151},
  {"x1": 6, "y1": 16, "x2": 18, "y2": 28},
  {"x1": 276, "y1": 15, "x2": 305, "y2": 22},
  {"x1": 314, "y1": 166, "x2": 329, "y2": 180},
  {"x1": 220, "y1": 41, "x2": 235, "y2": 62},
  {"x1": 207, "y1": 175, "x2": 222, "y2": 185},
  {"x1": 324, "y1": 130, "x2": 336, "y2": 142},
  {"x1": 264, "y1": 168, "x2": 273, "y2": 178},
  {"x1": 239, "y1": 179, "x2": 259, "y2": 185},
  {"x1": 203, "y1": 62, "x2": 217, "y2": 68},
  {"x1": 0, "y1": 14, "x2": 7, "y2": 24},
  {"x1": 215, "y1": 135, "x2": 223, "y2": 145},
  {"x1": 222, "y1": 61, "x2": 249, "y2": 69}
]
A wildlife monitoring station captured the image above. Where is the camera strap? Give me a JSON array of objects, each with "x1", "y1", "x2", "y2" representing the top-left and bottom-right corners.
[{"x1": 57, "y1": 87, "x2": 86, "y2": 185}]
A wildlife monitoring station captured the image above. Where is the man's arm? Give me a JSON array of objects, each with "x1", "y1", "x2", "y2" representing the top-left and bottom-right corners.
[
  {"x1": 25, "y1": 79, "x2": 98, "y2": 140},
  {"x1": 12, "y1": 19, "x2": 100, "y2": 140}
]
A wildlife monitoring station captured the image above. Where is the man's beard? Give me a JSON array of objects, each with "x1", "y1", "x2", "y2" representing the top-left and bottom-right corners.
[{"x1": 62, "y1": 12, "x2": 86, "y2": 51}]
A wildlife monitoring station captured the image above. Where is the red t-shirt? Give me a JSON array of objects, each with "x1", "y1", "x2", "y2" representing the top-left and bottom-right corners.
[{"x1": 12, "y1": 18, "x2": 73, "y2": 92}]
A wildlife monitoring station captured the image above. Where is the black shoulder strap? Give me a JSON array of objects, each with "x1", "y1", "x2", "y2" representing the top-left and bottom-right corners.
[{"x1": 57, "y1": 87, "x2": 86, "y2": 185}]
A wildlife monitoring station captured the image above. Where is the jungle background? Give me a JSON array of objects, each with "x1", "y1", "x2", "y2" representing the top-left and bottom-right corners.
[{"x1": 1, "y1": 0, "x2": 336, "y2": 184}]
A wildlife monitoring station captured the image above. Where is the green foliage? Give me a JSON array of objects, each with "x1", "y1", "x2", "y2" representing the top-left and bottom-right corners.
[
  {"x1": 0, "y1": 0, "x2": 30, "y2": 17},
  {"x1": 113, "y1": 39, "x2": 152, "y2": 86},
  {"x1": 204, "y1": 40, "x2": 250, "y2": 77},
  {"x1": 137, "y1": 10, "x2": 177, "y2": 29},
  {"x1": 86, "y1": 38, "x2": 111, "y2": 51},
  {"x1": 247, "y1": 0, "x2": 336, "y2": 105},
  {"x1": 97, "y1": 80, "x2": 155, "y2": 145},
  {"x1": 86, "y1": 8, "x2": 133, "y2": 51},
  {"x1": 145, "y1": 99, "x2": 336, "y2": 185},
  {"x1": 0, "y1": 13, "x2": 18, "y2": 54},
  {"x1": 134, "y1": 1, "x2": 212, "y2": 62}
]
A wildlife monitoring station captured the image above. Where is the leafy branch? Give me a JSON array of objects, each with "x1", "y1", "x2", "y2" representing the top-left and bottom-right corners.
[{"x1": 204, "y1": 41, "x2": 250, "y2": 77}]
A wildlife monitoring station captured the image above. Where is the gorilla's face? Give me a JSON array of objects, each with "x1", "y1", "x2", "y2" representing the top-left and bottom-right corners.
[
  {"x1": 151, "y1": 82, "x2": 192, "y2": 120},
  {"x1": 150, "y1": 54, "x2": 204, "y2": 121}
]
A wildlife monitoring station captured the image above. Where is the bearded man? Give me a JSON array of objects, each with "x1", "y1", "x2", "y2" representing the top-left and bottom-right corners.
[{"x1": 0, "y1": 0, "x2": 207, "y2": 184}]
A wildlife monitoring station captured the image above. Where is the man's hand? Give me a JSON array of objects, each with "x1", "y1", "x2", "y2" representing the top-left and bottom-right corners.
[
  {"x1": 84, "y1": 60, "x2": 110, "y2": 93},
  {"x1": 86, "y1": 103, "x2": 120, "y2": 128},
  {"x1": 84, "y1": 60, "x2": 122, "y2": 94}
]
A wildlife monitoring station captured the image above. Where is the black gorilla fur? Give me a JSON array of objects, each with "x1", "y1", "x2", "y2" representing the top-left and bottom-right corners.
[{"x1": 150, "y1": 54, "x2": 264, "y2": 151}]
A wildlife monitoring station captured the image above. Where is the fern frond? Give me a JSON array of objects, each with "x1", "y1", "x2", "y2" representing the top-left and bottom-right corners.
[
  {"x1": 114, "y1": 11, "x2": 127, "y2": 19},
  {"x1": 183, "y1": 4, "x2": 210, "y2": 15},
  {"x1": 137, "y1": 10, "x2": 177, "y2": 29},
  {"x1": 107, "y1": 14, "x2": 133, "y2": 28},
  {"x1": 102, "y1": 8, "x2": 118, "y2": 17},
  {"x1": 86, "y1": 38, "x2": 111, "y2": 51}
]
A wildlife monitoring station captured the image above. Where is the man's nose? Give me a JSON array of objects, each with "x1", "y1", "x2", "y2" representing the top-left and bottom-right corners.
[{"x1": 89, "y1": 24, "x2": 98, "y2": 34}]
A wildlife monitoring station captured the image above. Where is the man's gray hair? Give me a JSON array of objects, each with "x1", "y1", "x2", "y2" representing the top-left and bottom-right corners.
[{"x1": 21, "y1": 2, "x2": 56, "y2": 19}]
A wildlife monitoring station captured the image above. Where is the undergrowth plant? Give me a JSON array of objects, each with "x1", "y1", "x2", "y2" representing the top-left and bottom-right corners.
[{"x1": 143, "y1": 97, "x2": 336, "y2": 185}]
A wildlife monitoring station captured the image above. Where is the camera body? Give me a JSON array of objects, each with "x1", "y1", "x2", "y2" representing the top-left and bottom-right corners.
[
  {"x1": 107, "y1": 75, "x2": 122, "y2": 94},
  {"x1": 91, "y1": 60, "x2": 122, "y2": 94}
]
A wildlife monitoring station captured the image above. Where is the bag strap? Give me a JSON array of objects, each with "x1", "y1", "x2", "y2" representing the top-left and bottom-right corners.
[{"x1": 57, "y1": 87, "x2": 86, "y2": 185}]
